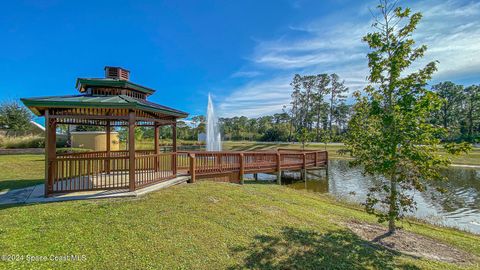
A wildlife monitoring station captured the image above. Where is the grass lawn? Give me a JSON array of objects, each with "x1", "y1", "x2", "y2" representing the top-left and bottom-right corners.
[
  {"x1": 0, "y1": 182, "x2": 478, "y2": 269},
  {"x1": 0, "y1": 154, "x2": 44, "y2": 192},
  {"x1": 223, "y1": 141, "x2": 480, "y2": 166}
]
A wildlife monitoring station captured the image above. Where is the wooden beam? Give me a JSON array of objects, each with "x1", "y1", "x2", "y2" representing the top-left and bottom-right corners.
[
  {"x1": 325, "y1": 151, "x2": 329, "y2": 176},
  {"x1": 105, "y1": 121, "x2": 111, "y2": 173},
  {"x1": 189, "y1": 153, "x2": 196, "y2": 183},
  {"x1": 51, "y1": 114, "x2": 175, "y2": 125},
  {"x1": 44, "y1": 109, "x2": 57, "y2": 197},
  {"x1": 239, "y1": 153, "x2": 244, "y2": 184},
  {"x1": 128, "y1": 111, "x2": 136, "y2": 191},
  {"x1": 276, "y1": 152, "x2": 281, "y2": 185},
  {"x1": 172, "y1": 122, "x2": 177, "y2": 176},
  {"x1": 51, "y1": 114, "x2": 129, "y2": 120},
  {"x1": 301, "y1": 153, "x2": 307, "y2": 181},
  {"x1": 154, "y1": 123, "x2": 159, "y2": 171}
]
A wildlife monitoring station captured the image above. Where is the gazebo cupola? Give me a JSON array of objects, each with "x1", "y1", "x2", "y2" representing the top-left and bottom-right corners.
[
  {"x1": 21, "y1": 67, "x2": 188, "y2": 197},
  {"x1": 76, "y1": 66, "x2": 154, "y2": 100}
]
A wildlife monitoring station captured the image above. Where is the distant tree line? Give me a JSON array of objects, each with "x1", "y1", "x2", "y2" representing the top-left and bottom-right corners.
[
  {"x1": 217, "y1": 79, "x2": 479, "y2": 144},
  {"x1": 430, "y1": 82, "x2": 480, "y2": 142},
  {"x1": 218, "y1": 73, "x2": 351, "y2": 143},
  {"x1": 0, "y1": 81, "x2": 478, "y2": 144}
]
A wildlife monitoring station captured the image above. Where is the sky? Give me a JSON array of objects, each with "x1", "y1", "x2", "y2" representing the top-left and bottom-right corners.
[{"x1": 1, "y1": 0, "x2": 479, "y2": 121}]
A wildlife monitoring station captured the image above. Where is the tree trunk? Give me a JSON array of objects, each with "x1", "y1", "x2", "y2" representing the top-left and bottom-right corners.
[
  {"x1": 388, "y1": 176, "x2": 398, "y2": 234},
  {"x1": 468, "y1": 103, "x2": 473, "y2": 137},
  {"x1": 316, "y1": 109, "x2": 321, "y2": 142},
  {"x1": 329, "y1": 95, "x2": 334, "y2": 140}
]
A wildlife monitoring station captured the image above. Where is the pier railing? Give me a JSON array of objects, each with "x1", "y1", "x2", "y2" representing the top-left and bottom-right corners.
[{"x1": 180, "y1": 149, "x2": 328, "y2": 183}]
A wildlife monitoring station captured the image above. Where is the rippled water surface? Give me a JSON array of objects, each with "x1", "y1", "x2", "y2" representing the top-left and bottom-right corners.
[{"x1": 265, "y1": 160, "x2": 480, "y2": 234}]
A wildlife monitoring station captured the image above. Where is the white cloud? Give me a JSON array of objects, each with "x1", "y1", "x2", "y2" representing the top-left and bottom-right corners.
[
  {"x1": 218, "y1": 77, "x2": 292, "y2": 118},
  {"x1": 413, "y1": 0, "x2": 480, "y2": 80},
  {"x1": 230, "y1": 70, "x2": 262, "y2": 78},
  {"x1": 218, "y1": 0, "x2": 480, "y2": 118}
]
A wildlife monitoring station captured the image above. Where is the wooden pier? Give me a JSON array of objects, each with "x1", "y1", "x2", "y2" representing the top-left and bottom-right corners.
[{"x1": 177, "y1": 149, "x2": 328, "y2": 184}]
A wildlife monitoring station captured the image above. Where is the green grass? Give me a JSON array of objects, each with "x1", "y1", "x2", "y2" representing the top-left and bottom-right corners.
[
  {"x1": 223, "y1": 141, "x2": 480, "y2": 165},
  {"x1": 0, "y1": 154, "x2": 44, "y2": 191},
  {"x1": 0, "y1": 182, "x2": 478, "y2": 269}
]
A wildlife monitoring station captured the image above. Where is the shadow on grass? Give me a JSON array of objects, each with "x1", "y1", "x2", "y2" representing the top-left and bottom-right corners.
[
  {"x1": 0, "y1": 179, "x2": 43, "y2": 192},
  {"x1": 229, "y1": 227, "x2": 419, "y2": 270}
]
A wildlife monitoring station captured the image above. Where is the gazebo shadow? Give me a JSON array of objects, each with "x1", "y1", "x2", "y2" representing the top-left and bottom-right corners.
[{"x1": 228, "y1": 227, "x2": 420, "y2": 270}]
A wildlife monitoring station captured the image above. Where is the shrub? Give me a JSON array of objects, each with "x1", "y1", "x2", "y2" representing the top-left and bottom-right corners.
[
  {"x1": 0, "y1": 100, "x2": 32, "y2": 131},
  {"x1": 0, "y1": 135, "x2": 44, "y2": 148}
]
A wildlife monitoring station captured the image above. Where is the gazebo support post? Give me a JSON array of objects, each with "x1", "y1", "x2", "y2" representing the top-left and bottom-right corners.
[
  {"x1": 154, "y1": 123, "x2": 160, "y2": 172},
  {"x1": 44, "y1": 109, "x2": 57, "y2": 197},
  {"x1": 172, "y1": 122, "x2": 177, "y2": 176},
  {"x1": 105, "y1": 121, "x2": 111, "y2": 173},
  {"x1": 128, "y1": 111, "x2": 136, "y2": 191}
]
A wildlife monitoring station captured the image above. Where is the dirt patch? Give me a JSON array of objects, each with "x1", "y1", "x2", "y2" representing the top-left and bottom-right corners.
[{"x1": 345, "y1": 220, "x2": 477, "y2": 264}]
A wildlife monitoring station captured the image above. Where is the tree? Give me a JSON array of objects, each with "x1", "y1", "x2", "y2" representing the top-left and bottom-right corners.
[
  {"x1": 462, "y1": 85, "x2": 480, "y2": 142},
  {"x1": 431, "y1": 81, "x2": 463, "y2": 136},
  {"x1": 333, "y1": 103, "x2": 351, "y2": 136},
  {"x1": 191, "y1": 115, "x2": 206, "y2": 139},
  {"x1": 314, "y1": 74, "x2": 331, "y2": 141},
  {"x1": 328, "y1": 74, "x2": 348, "y2": 139},
  {"x1": 345, "y1": 0, "x2": 469, "y2": 234},
  {"x1": 296, "y1": 127, "x2": 315, "y2": 150},
  {"x1": 0, "y1": 100, "x2": 32, "y2": 132},
  {"x1": 261, "y1": 125, "x2": 289, "y2": 142}
]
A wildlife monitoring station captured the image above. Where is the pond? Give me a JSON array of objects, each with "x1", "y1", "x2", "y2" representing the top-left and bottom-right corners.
[{"x1": 254, "y1": 160, "x2": 480, "y2": 234}]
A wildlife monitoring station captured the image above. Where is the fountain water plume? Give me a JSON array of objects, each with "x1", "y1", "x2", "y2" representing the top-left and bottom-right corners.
[{"x1": 206, "y1": 93, "x2": 222, "y2": 151}]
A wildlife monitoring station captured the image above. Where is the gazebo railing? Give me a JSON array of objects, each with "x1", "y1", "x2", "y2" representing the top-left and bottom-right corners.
[
  {"x1": 52, "y1": 155, "x2": 130, "y2": 192},
  {"x1": 135, "y1": 153, "x2": 175, "y2": 189},
  {"x1": 50, "y1": 150, "x2": 176, "y2": 193}
]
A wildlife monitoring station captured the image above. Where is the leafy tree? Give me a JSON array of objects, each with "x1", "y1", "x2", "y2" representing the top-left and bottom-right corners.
[
  {"x1": 261, "y1": 125, "x2": 289, "y2": 142},
  {"x1": 191, "y1": 115, "x2": 206, "y2": 138},
  {"x1": 296, "y1": 127, "x2": 315, "y2": 150},
  {"x1": 345, "y1": 0, "x2": 469, "y2": 234},
  {"x1": 333, "y1": 103, "x2": 351, "y2": 135},
  {"x1": 328, "y1": 74, "x2": 348, "y2": 139},
  {"x1": 0, "y1": 100, "x2": 32, "y2": 131},
  {"x1": 431, "y1": 81, "x2": 464, "y2": 137},
  {"x1": 314, "y1": 74, "x2": 331, "y2": 141},
  {"x1": 462, "y1": 85, "x2": 480, "y2": 142}
]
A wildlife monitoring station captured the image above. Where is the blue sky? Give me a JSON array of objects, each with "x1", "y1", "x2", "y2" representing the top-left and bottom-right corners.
[{"x1": 1, "y1": 0, "x2": 479, "y2": 120}]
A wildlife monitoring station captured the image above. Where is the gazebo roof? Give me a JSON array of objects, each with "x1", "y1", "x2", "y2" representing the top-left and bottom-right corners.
[
  {"x1": 21, "y1": 94, "x2": 188, "y2": 117},
  {"x1": 21, "y1": 66, "x2": 189, "y2": 120}
]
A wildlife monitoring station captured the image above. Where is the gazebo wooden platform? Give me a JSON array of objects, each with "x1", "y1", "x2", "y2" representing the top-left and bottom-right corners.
[{"x1": 22, "y1": 67, "x2": 328, "y2": 197}]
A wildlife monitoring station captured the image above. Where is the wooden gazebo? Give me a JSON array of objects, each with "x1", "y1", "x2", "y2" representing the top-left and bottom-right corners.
[{"x1": 21, "y1": 67, "x2": 188, "y2": 196}]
